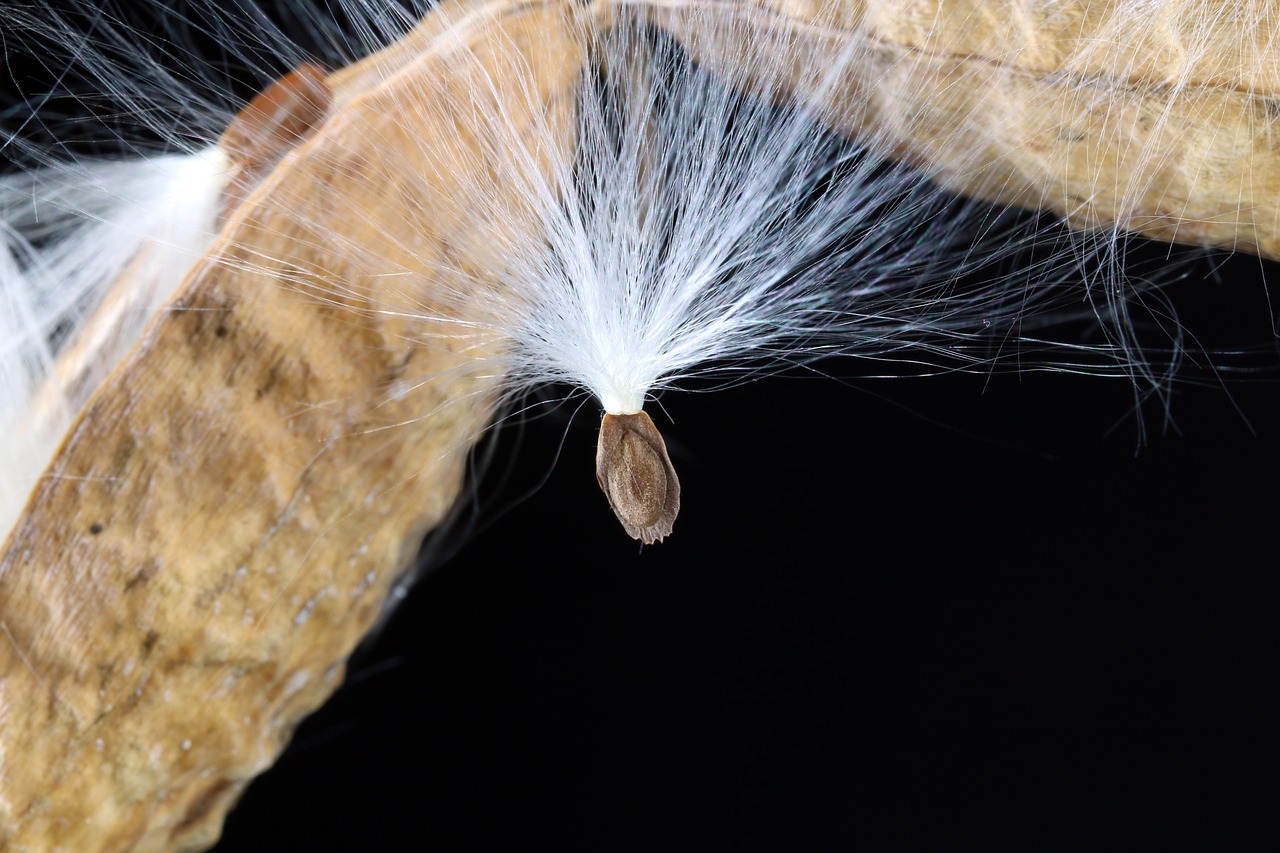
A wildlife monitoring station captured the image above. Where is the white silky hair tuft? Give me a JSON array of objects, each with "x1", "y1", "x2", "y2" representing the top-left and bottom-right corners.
[
  {"x1": 0, "y1": 147, "x2": 229, "y2": 533},
  {"x1": 494, "y1": 16, "x2": 1128, "y2": 417},
  {"x1": 1, "y1": 0, "x2": 1271, "y2": 536},
  {"x1": 2, "y1": 3, "x2": 1278, "y2": 844}
]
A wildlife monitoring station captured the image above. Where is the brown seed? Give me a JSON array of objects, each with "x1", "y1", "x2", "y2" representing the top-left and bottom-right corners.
[
  {"x1": 595, "y1": 411, "x2": 681, "y2": 544},
  {"x1": 220, "y1": 63, "x2": 332, "y2": 221}
]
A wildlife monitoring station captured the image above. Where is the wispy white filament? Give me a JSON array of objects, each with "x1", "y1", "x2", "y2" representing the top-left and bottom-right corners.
[
  {"x1": 1, "y1": 0, "x2": 1269, "y2": 535},
  {"x1": 453, "y1": 10, "x2": 1164, "y2": 418},
  {"x1": 0, "y1": 148, "x2": 228, "y2": 532}
]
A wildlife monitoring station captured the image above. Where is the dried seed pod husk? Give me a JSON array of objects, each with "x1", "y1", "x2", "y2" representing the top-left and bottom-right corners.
[
  {"x1": 643, "y1": 0, "x2": 1280, "y2": 258},
  {"x1": 0, "y1": 2, "x2": 585, "y2": 849},
  {"x1": 5, "y1": 0, "x2": 1280, "y2": 850}
]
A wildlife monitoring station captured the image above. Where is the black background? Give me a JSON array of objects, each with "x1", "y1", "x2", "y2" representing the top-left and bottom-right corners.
[
  {"x1": 215, "y1": 253, "x2": 1280, "y2": 850},
  {"x1": 6, "y1": 2, "x2": 1279, "y2": 849}
]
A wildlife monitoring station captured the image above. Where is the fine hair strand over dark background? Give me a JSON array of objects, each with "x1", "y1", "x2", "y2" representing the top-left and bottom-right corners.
[{"x1": 3, "y1": 0, "x2": 1278, "y2": 849}]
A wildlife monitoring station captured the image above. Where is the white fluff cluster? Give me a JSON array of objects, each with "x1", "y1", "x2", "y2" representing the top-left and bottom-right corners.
[
  {"x1": 1, "y1": 0, "x2": 1267, "y2": 535},
  {"x1": 0, "y1": 148, "x2": 228, "y2": 532},
  {"x1": 500, "y1": 14, "x2": 1124, "y2": 416}
]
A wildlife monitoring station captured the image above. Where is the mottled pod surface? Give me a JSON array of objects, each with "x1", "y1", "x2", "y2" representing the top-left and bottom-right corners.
[
  {"x1": 0, "y1": 1, "x2": 583, "y2": 849},
  {"x1": 647, "y1": 0, "x2": 1280, "y2": 257},
  {"x1": 3, "y1": 1, "x2": 1279, "y2": 851}
]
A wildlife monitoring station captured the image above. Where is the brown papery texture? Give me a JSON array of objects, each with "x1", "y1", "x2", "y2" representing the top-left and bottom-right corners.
[
  {"x1": 596, "y1": 412, "x2": 682, "y2": 544},
  {"x1": 0, "y1": 1, "x2": 583, "y2": 850},
  {"x1": 645, "y1": 0, "x2": 1280, "y2": 257},
  {"x1": 3, "y1": 1, "x2": 1278, "y2": 851}
]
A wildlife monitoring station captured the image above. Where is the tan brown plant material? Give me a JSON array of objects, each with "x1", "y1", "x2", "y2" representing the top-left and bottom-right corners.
[
  {"x1": 647, "y1": 0, "x2": 1280, "y2": 258},
  {"x1": 4, "y1": 1, "x2": 1280, "y2": 851},
  {"x1": 0, "y1": 2, "x2": 584, "y2": 849},
  {"x1": 596, "y1": 411, "x2": 682, "y2": 544}
]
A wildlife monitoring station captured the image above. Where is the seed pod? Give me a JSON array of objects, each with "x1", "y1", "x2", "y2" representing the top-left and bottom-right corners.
[{"x1": 595, "y1": 411, "x2": 681, "y2": 544}]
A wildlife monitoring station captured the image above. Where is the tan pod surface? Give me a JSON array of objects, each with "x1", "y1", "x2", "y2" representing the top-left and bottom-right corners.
[
  {"x1": 645, "y1": 0, "x2": 1280, "y2": 257},
  {"x1": 3, "y1": 1, "x2": 1278, "y2": 851},
  {"x1": 0, "y1": 2, "x2": 583, "y2": 850}
]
